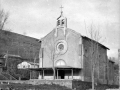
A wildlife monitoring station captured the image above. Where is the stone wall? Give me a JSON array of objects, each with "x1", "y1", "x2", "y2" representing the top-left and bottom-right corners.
[
  {"x1": 82, "y1": 37, "x2": 92, "y2": 81},
  {"x1": 1, "y1": 79, "x2": 118, "y2": 90},
  {"x1": 26, "y1": 79, "x2": 73, "y2": 89},
  {"x1": 108, "y1": 60, "x2": 115, "y2": 85},
  {"x1": 82, "y1": 36, "x2": 108, "y2": 84}
]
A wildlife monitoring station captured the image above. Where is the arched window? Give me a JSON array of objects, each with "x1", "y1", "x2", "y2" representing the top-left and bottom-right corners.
[{"x1": 55, "y1": 59, "x2": 66, "y2": 66}]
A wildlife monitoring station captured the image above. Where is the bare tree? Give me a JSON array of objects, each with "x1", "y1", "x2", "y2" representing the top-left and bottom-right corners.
[
  {"x1": 0, "y1": 8, "x2": 9, "y2": 30},
  {"x1": 49, "y1": 41, "x2": 56, "y2": 79},
  {"x1": 43, "y1": 35, "x2": 60, "y2": 79},
  {"x1": 86, "y1": 23, "x2": 103, "y2": 90},
  {"x1": 90, "y1": 27, "x2": 100, "y2": 90}
]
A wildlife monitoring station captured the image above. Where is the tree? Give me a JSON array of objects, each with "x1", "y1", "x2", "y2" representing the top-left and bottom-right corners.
[
  {"x1": 6, "y1": 56, "x2": 30, "y2": 80},
  {"x1": 0, "y1": 8, "x2": 9, "y2": 30},
  {"x1": 86, "y1": 23, "x2": 103, "y2": 90},
  {"x1": 47, "y1": 37, "x2": 59, "y2": 79},
  {"x1": 49, "y1": 41, "x2": 56, "y2": 79},
  {"x1": 43, "y1": 33, "x2": 60, "y2": 79}
]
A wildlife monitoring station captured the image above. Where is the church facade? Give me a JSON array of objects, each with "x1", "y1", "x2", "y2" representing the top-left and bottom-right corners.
[{"x1": 38, "y1": 10, "x2": 109, "y2": 84}]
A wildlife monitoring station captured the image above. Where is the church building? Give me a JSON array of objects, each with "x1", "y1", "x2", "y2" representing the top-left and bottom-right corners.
[{"x1": 37, "y1": 8, "x2": 109, "y2": 84}]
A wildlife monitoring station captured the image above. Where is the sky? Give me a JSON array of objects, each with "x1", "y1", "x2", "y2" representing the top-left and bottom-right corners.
[{"x1": 0, "y1": 0, "x2": 120, "y2": 63}]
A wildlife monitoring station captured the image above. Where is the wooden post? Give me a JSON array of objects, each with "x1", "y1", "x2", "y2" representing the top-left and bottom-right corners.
[
  {"x1": 43, "y1": 69, "x2": 44, "y2": 79},
  {"x1": 71, "y1": 69, "x2": 73, "y2": 79},
  {"x1": 19, "y1": 77, "x2": 21, "y2": 80},
  {"x1": 57, "y1": 69, "x2": 58, "y2": 79},
  {"x1": 30, "y1": 70, "x2": 31, "y2": 79}
]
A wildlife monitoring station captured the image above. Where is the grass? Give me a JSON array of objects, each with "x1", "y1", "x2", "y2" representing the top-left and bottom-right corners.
[{"x1": 0, "y1": 83, "x2": 72, "y2": 90}]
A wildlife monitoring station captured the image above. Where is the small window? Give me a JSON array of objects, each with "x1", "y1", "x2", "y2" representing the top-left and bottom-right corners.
[
  {"x1": 57, "y1": 20, "x2": 60, "y2": 26},
  {"x1": 84, "y1": 48, "x2": 88, "y2": 57},
  {"x1": 28, "y1": 65, "x2": 30, "y2": 68},
  {"x1": 62, "y1": 19, "x2": 65, "y2": 25},
  {"x1": 23, "y1": 65, "x2": 25, "y2": 68}
]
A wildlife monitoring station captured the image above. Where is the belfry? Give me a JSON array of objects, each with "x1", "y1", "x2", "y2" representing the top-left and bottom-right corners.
[{"x1": 55, "y1": 6, "x2": 67, "y2": 37}]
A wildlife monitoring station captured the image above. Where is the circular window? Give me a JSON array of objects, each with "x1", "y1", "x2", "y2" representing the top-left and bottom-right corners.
[
  {"x1": 55, "y1": 40, "x2": 68, "y2": 55},
  {"x1": 58, "y1": 44, "x2": 64, "y2": 51}
]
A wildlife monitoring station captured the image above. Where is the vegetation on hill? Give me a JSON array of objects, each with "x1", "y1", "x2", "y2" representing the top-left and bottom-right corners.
[{"x1": 5, "y1": 57, "x2": 30, "y2": 80}]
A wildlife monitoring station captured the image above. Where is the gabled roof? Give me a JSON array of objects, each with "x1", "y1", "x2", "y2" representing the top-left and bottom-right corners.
[
  {"x1": 20, "y1": 61, "x2": 39, "y2": 65},
  {"x1": 66, "y1": 28, "x2": 109, "y2": 50},
  {"x1": 82, "y1": 36, "x2": 109, "y2": 50},
  {"x1": 40, "y1": 28, "x2": 109, "y2": 50}
]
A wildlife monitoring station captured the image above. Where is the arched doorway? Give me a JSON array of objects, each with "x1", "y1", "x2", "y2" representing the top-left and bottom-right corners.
[{"x1": 55, "y1": 59, "x2": 66, "y2": 79}]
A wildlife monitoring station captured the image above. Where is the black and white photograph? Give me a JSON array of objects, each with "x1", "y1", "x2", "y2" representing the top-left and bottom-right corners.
[{"x1": 0, "y1": 0, "x2": 120, "y2": 90}]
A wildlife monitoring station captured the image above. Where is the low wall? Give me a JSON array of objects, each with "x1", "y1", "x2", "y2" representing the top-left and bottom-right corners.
[
  {"x1": 0, "y1": 79, "x2": 73, "y2": 89},
  {"x1": 0, "y1": 79, "x2": 119, "y2": 90},
  {"x1": 25, "y1": 79, "x2": 72, "y2": 89},
  {"x1": 72, "y1": 80, "x2": 91, "y2": 90},
  {"x1": 72, "y1": 80, "x2": 119, "y2": 90}
]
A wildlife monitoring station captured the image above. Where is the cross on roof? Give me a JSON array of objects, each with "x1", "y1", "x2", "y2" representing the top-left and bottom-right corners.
[{"x1": 60, "y1": 5, "x2": 64, "y2": 13}]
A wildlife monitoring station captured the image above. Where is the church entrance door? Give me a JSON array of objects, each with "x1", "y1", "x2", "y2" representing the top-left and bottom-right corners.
[{"x1": 58, "y1": 70, "x2": 65, "y2": 79}]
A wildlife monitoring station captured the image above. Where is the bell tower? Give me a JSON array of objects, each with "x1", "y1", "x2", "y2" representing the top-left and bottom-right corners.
[
  {"x1": 55, "y1": 6, "x2": 67, "y2": 37},
  {"x1": 56, "y1": 6, "x2": 67, "y2": 28}
]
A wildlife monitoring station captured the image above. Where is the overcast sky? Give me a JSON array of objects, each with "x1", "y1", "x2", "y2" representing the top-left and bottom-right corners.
[{"x1": 1, "y1": 0, "x2": 120, "y2": 62}]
